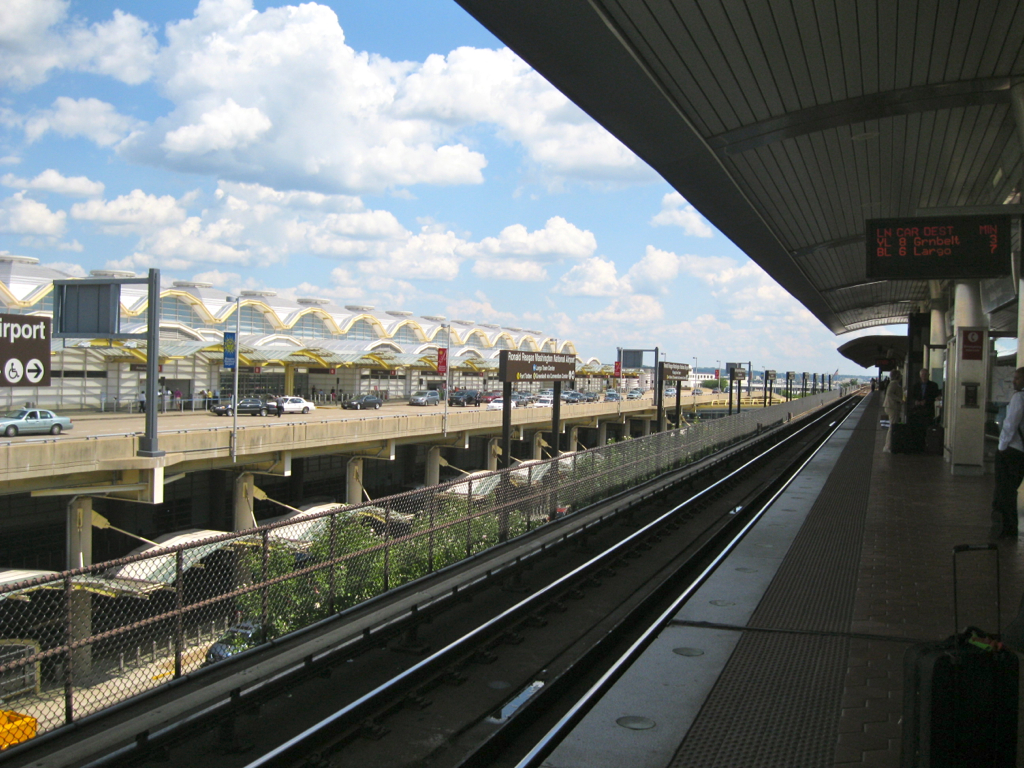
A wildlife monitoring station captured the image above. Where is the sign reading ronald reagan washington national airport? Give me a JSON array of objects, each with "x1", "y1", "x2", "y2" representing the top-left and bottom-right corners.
[
  {"x1": 0, "y1": 313, "x2": 51, "y2": 388},
  {"x1": 499, "y1": 350, "x2": 575, "y2": 383},
  {"x1": 866, "y1": 215, "x2": 1011, "y2": 280}
]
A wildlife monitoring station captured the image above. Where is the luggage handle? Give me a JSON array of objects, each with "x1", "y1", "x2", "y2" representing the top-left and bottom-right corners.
[{"x1": 952, "y1": 543, "x2": 1001, "y2": 636}]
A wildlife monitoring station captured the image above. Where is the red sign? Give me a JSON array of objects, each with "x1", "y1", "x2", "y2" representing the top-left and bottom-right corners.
[
  {"x1": 613, "y1": 360, "x2": 621, "y2": 376},
  {"x1": 437, "y1": 348, "x2": 448, "y2": 375},
  {"x1": 715, "y1": 368, "x2": 720, "y2": 379},
  {"x1": 254, "y1": 366, "x2": 262, "y2": 373},
  {"x1": 329, "y1": 368, "x2": 336, "y2": 375},
  {"x1": 961, "y1": 330, "x2": 984, "y2": 361}
]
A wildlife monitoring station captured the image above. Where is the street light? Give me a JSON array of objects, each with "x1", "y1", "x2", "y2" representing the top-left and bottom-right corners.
[
  {"x1": 441, "y1": 323, "x2": 451, "y2": 435},
  {"x1": 225, "y1": 295, "x2": 241, "y2": 461}
]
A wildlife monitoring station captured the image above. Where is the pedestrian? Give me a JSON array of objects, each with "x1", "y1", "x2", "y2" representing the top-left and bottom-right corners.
[
  {"x1": 992, "y1": 367, "x2": 1024, "y2": 539},
  {"x1": 174, "y1": 389, "x2": 182, "y2": 409},
  {"x1": 139, "y1": 389, "x2": 146, "y2": 413},
  {"x1": 882, "y1": 370, "x2": 904, "y2": 453},
  {"x1": 276, "y1": 393, "x2": 286, "y2": 418}
]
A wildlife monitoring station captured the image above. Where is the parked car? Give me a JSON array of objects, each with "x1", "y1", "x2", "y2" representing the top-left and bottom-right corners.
[
  {"x1": 409, "y1": 390, "x2": 440, "y2": 406},
  {"x1": 487, "y1": 398, "x2": 517, "y2": 410},
  {"x1": 448, "y1": 390, "x2": 480, "y2": 407},
  {"x1": 478, "y1": 391, "x2": 502, "y2": 404},
  {"x1": 278, "y1": 397, "x2": 316, "y2": 414},
  {"x1": 204, "y1": 621, "x2": 263, "y2": 666},
  {"x1": 210, "y1": 397, "x2": 276, "y2": 417},
  {"x1": 344, "y1": 394, "x2": 383, "y2": 410},
  {"x1": 510, "y1": 391, "x2": 531, "y2": 405},
  {"x1": 664, "y1": 387, "x2": 677, "y2": 397},
  {"x1": 604, "y1": 391, "x2": 621, "y2": 402},
  {"x1": 582, "y1": 391, "x2": 600, "y2": 402},
  {"x1": 0, "y1": 408, "x2": 74, "y2": 437}
]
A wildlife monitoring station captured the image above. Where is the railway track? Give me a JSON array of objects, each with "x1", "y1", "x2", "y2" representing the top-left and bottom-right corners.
[{"x1": 10, "y1": 395, "x2": 858, "y2": 768}]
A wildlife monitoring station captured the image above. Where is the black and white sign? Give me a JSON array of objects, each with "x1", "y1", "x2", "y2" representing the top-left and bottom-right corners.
[{"x1": 0, "y1": 314, "x2": 51, "y2": 387}]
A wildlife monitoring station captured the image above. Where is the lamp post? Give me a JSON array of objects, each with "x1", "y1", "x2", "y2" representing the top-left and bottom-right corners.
[
  {"x1": 692, "y1": 356, "x2": 697, "y2": 402},
  {"x1": 442, "y1": 323, "x2": 451, "y2": 435},
  {"x1": 716, "y1": 359, "x2": 721, "y2": 390},
  {"x1": 225, "y1": 295, "x2": 241, "y2": 461}
]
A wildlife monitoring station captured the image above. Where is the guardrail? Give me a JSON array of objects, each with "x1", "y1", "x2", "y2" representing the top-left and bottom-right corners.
[{"x1": 0, "y1": 389, "x2": 845, "y2": 742}]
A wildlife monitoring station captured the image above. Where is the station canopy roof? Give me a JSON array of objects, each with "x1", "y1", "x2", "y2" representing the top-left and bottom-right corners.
[
  {"x1": 455, "y1": 0, "x2": 1024, "y2": 335},
  {"x1": 836, "y1": 335, "x2": 910, "y2": 369}
]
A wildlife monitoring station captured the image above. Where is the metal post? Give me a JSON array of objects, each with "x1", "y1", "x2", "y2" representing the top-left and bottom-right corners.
[
  {"x1": 138, "y1": 269, "x2": 163, "y2": 457},
  {"x1": 63, "y1": 574, "x2": 74, "y2": 724},
  {"x1": 655, "y1": 360, "x2": 664, "y2": 432},
  {"x1": 501, "y1": 381, "x2": 512, "y2": 469},
  {"x1": 443, "y1": 324, "x2": 451, "y2": 435},
  {"x1": 174, "y1": 549, "x2": 183, "y2": 677},
  {"x1": 675, "y1": 379, "x2": 682, "y2": 428},
  {"x1": 231, "y1": 297, "x2": 240, "y2": 461},
  {"x1": 552, "y1": 381, "x2": 562, "y2": 456}
]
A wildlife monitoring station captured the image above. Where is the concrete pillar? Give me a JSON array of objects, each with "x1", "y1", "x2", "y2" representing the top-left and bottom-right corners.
[
  {"x1": 641, "y1": 418, "x2": 651, "y2": 437},
  {"x1": 597, "y1": 421, "x2": 608, "y2": 446},
  {"x1": 346, "y1": 458, "x2": 364, "y2": 505},
  {"x1": 568, "y1": 426, "x2": 579, "y2": 452},
  {"x1": 284, "y1": 364, "x2": 295, "y2": 396},
  {"x1": 953, "y1": 280, "x2": 984, "y2": 329},
  {"x1": 426, "y1": 446, "x2": 441, "y2": 486},
  {"x1": 66, "y1": 496, "x2": 93, "y2": 571},
  {"x1": 531, "y1": 431, "x2": 546, "y2": 460},
  {"x1": 66, "y1": 497, "x2": 93, "y2": 675},
  {"x1": 487, "y1": 437, "x2": 500, "y2": 471},
  {"x1": 233, "y1": 472, "x2": 256, "y2": 530},
  {"x1": 948, "y1": 281, "x2": 988, "y2": 475}
]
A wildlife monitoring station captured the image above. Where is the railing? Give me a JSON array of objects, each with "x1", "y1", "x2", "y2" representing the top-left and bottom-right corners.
[{"x1": 0, "y1": 389, "x2": 844, "y2": 742}]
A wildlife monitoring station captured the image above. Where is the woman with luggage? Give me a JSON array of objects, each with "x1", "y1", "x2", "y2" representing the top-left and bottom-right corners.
[{"x1": 882, "y1": 369, "x2": 904, "y2": 453}]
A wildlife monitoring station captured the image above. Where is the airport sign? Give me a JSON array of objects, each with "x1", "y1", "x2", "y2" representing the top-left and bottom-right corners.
[
  {"x1": 499, "y1": 350, "x2": 575, "y2": 383},
  {"x1": 659, "y1": 361, "x2": 690, "y2": 380},
  {"x1": 0, "y1": 313, "x2": 50, "y2": 388},
  {"x1": 765, "y1": 370, "x2": 777, "y2": 380}
]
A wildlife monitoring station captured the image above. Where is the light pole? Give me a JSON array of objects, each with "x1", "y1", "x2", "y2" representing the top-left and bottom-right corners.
[
  {"x1": 225, "y1": 295, "x2": 241, "y2": 461},
  {"x1": 692, "y1": 356, "x2": 697, "y2": 399},
  {"x1": 442, "y1": 323, "x2": 451, "y2": 435},
  {"x1": 716, "y1": 360, "x2": 721, "y2": 390}
]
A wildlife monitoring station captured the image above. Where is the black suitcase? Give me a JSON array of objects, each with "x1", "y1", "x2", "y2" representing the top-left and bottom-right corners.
[
  {"x1": 901, "y1": 544, "x2": 1019, "y2": 767},
  {"x1": 891, "y1": 422, "x2": 923, "y2": 454},
  {"x1": 924, "y1": 425, "x2": 944, "y2": 456}
]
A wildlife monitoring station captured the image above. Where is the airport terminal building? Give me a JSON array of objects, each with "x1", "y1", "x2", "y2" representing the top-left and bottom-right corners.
[{"x1": 0, "y1": 255, "x2": 598, "y2": 410}]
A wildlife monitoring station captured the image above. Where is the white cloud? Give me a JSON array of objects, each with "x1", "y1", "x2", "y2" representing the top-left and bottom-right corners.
[
  {"x1": 1, "y1": 169, "x2": 104, "y2": 197},
  {"x1": 359, "y1": 230, "x2": 464, "y2": 280},
  {"x1": 25, "y1": 97, "x2": 141, "y2": 147},
  {"x1": 623, "y1": 245, "x2": 683, "y2": 294},
  {"x1": 191, "y1": 269, "x2": 240, "y2": 287},
  {"x1": 163, "y1": 99, "x2": 272, "y2": 154},
  {"x1": 0, "y1": 191, "x2": 66, "y2": 235},
  {"x1": 465, "y1": 217, "x2": 596, "y2": 261},
  {"x1": 0, "y1": 1, "x2": 157, "y2": 88},
  {"x1": 472, "y1": 259, "x2": 547, "y2": 281},
  {"x1": 43, "y1": 260, "x2": 86, "y2": 276},
  {"x1": 578, "y1": 295, "x2": 665, "y2": 326},
  {"x1": 71, "y1": 190, "x2": 187, "y2": 230},
  {"x1": 554, "y1": 257, "x2": 623, "y2": 296},
  {"x1": 444, "y1": 295, "x2": 519, "y2": 323},
  {"x1": 650, "y1": 192, "x2": 714, "y2": 237}
]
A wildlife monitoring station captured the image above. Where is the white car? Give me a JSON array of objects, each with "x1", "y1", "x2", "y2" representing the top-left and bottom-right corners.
[
  {"x1": 278, "y1": 397, "x2": 316, "y2": 414},
  {"x1": 487, "y1": 398, "x2": 517, "y2": 410},
  {"x1": 532, "y1": 396, "x2": 555, "y2": 408}
]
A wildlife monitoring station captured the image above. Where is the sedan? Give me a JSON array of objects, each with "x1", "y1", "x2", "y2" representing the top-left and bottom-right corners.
[
  {"x1": 604, "y1": 391, "x2": 621, "y2": 402},
  {"x1": 0, "y1": 409, "x2": 74, "y2": 437},
  {"x1": 478, "y1": 391, "x2": 502, "y2": 404},
  {"x1": 204, "y1": 621, "x2": 263, "y2": 666},
  {"x1": 487, "y1": 398, "x2": 517, "y2": 410},
  {"x1": 409, "y1": 390, "x2": 440, "y2": 406},
  {"x1": 664, "y1": 387, "x2": 677, "y2": 397},
  {"x1": 627, "y1": 389, "x2": 644, "y2": 400},
  {"x1": 344, "y1": 394, "x2": 383, "y2": 410},
  {"x1": 278, "y1": 397, "x2": 316, "y2": 414},
  {"x1": 210, "y1": 397, "x2": 276, "y2": 417}
]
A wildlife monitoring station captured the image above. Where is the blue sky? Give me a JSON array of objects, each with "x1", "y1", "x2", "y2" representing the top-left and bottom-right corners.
[{"x1": 0, "y1": 0, "x2": 894, "y2": 375}]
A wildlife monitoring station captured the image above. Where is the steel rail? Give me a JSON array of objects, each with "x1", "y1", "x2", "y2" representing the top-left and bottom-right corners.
[
  {"x1": 243, "y1": 397, "x2": 855, "y2": 768},
  {"x1": 511, "y1": 399, "x2": 862, "y2": 768}
]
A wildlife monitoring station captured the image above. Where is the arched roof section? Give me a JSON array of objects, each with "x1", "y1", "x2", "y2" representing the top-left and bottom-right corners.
[
  {"x1": 337, "y1": 313, "x2": 387, "y2": 338},
  {"x1": 559, "y1": 340, "x2": 577, "y2": 355},
  {"x1": 389, "y1": 320, "x2": 426, "y2": 343},
  {"x1": 464, "y1": 329, "x2": 490, "y2": 347},
  {"x1": 161, "y1": 289, "x2": 220, "y2": 325},
  {"x1": 283, "y1": 307, "x2": 343, "y2": 335},
  {"x1": 157, "y1": 322, "x2": 205, "y2": 341},
  {"x1": 518, "y1": 336, "x2": 539, "y2": 351}
]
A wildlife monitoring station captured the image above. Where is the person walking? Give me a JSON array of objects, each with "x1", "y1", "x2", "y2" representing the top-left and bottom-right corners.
[
  {"x1": 882, "y1": 369, "x2": 904, "y2": 453},
  {"x1": 276, "y1": 393, "x2": 286, "y2": 418},
  {"x1": 139, "y1": 389, "x2": 145, "y2": 413},
  {"x1": 992, "y1": 367, "x2": 1024, "y2": 539}
]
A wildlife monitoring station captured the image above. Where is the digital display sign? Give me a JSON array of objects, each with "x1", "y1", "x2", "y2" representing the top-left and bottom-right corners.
[{"x1": 866, "y1": 215, "x2": 1011, "y2": 279}]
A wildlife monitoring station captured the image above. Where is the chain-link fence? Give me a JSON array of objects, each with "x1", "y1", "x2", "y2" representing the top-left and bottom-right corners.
[{"x1": 0, "y1": 389, "x2": 844, "y2": 743}]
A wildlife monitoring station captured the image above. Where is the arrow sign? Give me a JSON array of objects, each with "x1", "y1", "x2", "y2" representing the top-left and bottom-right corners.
[
  {"x1": 0, "y1": 314, "x2": 51, "y2": 388},
  {"x1": 25, "y1": 359, "x2": 44, "y2": 384}
]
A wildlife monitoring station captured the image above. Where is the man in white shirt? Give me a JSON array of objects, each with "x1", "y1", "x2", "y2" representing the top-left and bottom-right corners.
[{"x1": 992, "y1": 367, "x2": 1024, "y2": 539}]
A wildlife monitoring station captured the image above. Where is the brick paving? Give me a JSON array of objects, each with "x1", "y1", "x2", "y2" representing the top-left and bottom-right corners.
[{"x1": 835, "y1": 396, "x2": 1023, "y2": 768}]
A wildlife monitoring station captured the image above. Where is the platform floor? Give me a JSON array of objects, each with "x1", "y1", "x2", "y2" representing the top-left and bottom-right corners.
[{"x1": 545, "y1": 393, "x2": 1024, "y2": 768}]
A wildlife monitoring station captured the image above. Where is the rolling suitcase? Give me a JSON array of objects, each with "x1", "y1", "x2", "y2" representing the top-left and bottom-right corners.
[
  {"x1": 890, "y1": 422, "x2": 922, "y2": 454},
  {"x1": 901, "y1": 544, "x2": 1018, "y2": 767},
  {"x1": 924, "y1": 425, "x2": 944, "y2": 456}
]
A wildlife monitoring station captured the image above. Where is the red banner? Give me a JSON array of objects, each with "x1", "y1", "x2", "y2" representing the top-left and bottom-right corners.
[
  {"x1": 613, "y1": 360, "x2": 621, "y2": 376},
  {"x1": 437, "y1": 348, "x2": 448, "y2": 375}
]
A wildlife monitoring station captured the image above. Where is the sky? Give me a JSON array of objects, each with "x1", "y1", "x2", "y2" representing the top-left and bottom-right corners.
[{"x1": 0, "y1": 0, "x2": 899, "y2": 375}]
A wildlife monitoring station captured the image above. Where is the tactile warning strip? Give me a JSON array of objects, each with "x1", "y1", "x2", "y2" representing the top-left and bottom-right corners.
[{"x1": 668, "y1": 399, "x2": 878, "y2": 768}]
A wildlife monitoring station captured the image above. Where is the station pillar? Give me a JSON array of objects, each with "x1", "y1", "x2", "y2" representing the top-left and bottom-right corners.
[
  {"x1": 425, "y1": 446, "x2": 441, "y2": 487},
  {"x1": 641, "y1": 418, "x2": 652, "y2": 437},
  {"x1": 66, "y1": 496, "x2": 93, "y2": 675},
  {"x1": 947, "y1": 281, "x2": 988, "y2": 475},
  {"x1": 233, "y1": 472, "x2": 257, "y2": 530},
  {"x1": 346, "y1": 458, "x2": 364, "y2": 505},
  {"x1": 567, "y1": 426, "x2": 579, "y2": 452},
  {"x1": 531, "y1": 431, "x2": 546, "y2": 460},
  {"x1": 597, "y1": 421, "x2": 608, "y2": 446},
  {"x1": 283, "y1": 365, "x2": 295, "y2": 397},
  {"x1": 487, "y1": 437, "x2": 500, "y2": 471}
]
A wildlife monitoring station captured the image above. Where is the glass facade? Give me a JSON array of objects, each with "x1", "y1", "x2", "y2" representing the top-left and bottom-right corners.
[
  {"x1": 346, "y1": 318, "x2": 379, "y2": 340},
  {"x1": 392, "y1": 324, "x2": 420, "y2": 344},
  {"x1": 162, "y1": 297, "x2": 203, "y2": 326},
  {"x1": 290, "y1": 313, "x2": 331, "y2": 339},
  {"x1": 237, "y1": 305, "x2": 274, "y2": 334}
]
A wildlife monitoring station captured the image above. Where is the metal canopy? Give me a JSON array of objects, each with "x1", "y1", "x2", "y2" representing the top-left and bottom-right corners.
[
  {"x1": 836, "y1": 335, "x2": 910, "y2": 369},
  {"x1": 455, "y1": 0, "x2": 1024, "y2": 334}
]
